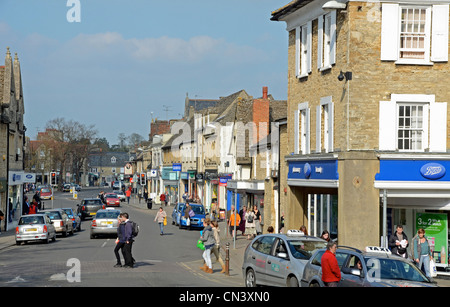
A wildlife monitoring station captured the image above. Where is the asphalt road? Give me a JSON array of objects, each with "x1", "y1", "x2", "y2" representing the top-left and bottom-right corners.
[{"x1": 0, "y1": 187, "x2": 243, "y2": 287}]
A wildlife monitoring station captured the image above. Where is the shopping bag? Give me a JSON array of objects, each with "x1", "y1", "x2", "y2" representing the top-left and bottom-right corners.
[
  {"x1": 163, "y1": 217, "x2": 167, "y2": 226},
  {"x1": 430, "y1": 258, "x2": 437, "y2": 278},
  {"x1": 197, "y1": 239, "x2": 205, "y2": 250}
]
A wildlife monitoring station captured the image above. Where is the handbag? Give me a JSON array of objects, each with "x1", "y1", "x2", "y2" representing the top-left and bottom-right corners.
[
  {"x1": 163, "y1": 216, "x2": 167, "y2": 226},
  {"x1": 197, "y1": 239, "x2": 205, "y2": 250}
]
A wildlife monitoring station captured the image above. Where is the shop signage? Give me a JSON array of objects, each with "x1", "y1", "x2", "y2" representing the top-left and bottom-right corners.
[
  {"x1": 23, "y1": 173, "x2": 36, "y2": 183},
  {"x1": 287, "y1": 160, "x2": 338, "y2": 181},
  {"x1": 172, "y1": 163, "x2": 182, "y2": 171},
  {"x1": 376, "y1": 160, "x2": 450, "y2": 182},
  {"x1": 420, "y1": 163, "x2": 446, "y2": 180},
  {"x1": 416, "y1": 212, "x2": 448, "y2": 264},
  {"x1": 8, "y1": 171, "x2": 24, "y2": 185}
]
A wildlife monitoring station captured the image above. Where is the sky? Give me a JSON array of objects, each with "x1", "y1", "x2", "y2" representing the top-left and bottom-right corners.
[{"x1": 0, "y1": 0, "x2": 289, "y2": 145}]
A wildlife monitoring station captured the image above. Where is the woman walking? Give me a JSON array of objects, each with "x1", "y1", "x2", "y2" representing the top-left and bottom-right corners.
[
  {"x1": 199, "y1": 218, "x2": 216, "y2": 273},
  {"x1": 413, "y1": 228, "x2": 432, "y2": 278},
  {"x1": 211, "y1": 221, "x2": 226, "y2": 273},
  {"x1": 154, "y1": 207, "x2": 167, "y2": 235}
]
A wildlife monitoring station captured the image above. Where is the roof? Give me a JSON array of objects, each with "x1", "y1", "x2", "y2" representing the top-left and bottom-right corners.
[
  {"x1": 88, "y1": 152, "x2": 134, "y2": 167},
  {"x1": 271, "y1": 0, "x2": 315, "y2": 21}
]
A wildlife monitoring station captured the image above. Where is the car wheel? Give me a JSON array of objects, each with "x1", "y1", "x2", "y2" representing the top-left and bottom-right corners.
[
  {"x1": 90, "y1": 233, "x2": 95, "y2": 239},
  {"x1": 309, "y1": 281, "x2": 320, "y2": 287},
  {"x1": 16, "y1": 240, "x2": 21, "y2": 246},
  {"x1": 52, "y1": 234, "x2": 56, "y2": 242},
  {"x1": 287, "y1": 276, "x2": 299, "y2": 287},
  {"x1": 245, "y1": 268, "x2": 257, "y2": 287}
]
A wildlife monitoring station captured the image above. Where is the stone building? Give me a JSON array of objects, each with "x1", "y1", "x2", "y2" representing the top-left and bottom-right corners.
[
  {"x1": 272, "y1": 0, "x2": 450, "y2": 250},
  {"x1": 0, "y1": 48, "x2": 26, "y2": 231}
]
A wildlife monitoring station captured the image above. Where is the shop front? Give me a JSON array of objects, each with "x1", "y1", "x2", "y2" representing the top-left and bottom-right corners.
[
  {"x1": 287, "y1": 158, "x2": 339, "y2": 238},
  {"x1": 161, "y1": 166, "x2": 179, "y2": 205},
  {"x1": 8, "y1": 170, "x2": 24, "y2": 231},
  {"x1": 375, "y1": 155, "x2": 450, "y2": 274}
]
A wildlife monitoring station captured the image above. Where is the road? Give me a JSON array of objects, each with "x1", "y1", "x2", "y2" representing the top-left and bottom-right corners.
[{"x1": 0, "y1": 187, "x2": 244, "y2": 287}]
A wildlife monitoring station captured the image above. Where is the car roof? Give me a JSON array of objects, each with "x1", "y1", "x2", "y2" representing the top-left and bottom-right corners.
[
  {"x1": 257, "y1": 233, "x2": 326, "y2": 242},
  {"x1": 21, "y1": 213, "x2": 47, "y2": 217}
]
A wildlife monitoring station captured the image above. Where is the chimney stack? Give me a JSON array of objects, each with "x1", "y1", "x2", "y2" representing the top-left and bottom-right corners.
[{"x1": 262, "y1": 86, "x2": 268, "y2": 99}]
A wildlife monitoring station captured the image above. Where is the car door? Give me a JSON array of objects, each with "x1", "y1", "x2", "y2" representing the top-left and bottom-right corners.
[
  {"x1": 340, "y1": 254, "x2": 365, "y2": 287},
  {"x1": 46, "y1": 215, "x2": 56, "y2": 238},
  {"x1": 265, "y1": 238, "x2": 290, "y2": 286},
  {"x1": 246, "y1": 236, "x2": 276, "y2": 285}
]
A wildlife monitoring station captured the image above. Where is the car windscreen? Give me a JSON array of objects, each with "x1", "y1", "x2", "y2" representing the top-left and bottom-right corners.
[
  {"x1": 287, "y1": 240, "x2": 328, "y2": 260},
  {"x1": 191, "y1": 206, "x2": 205, "y2": 215},
  {"x1": 106, "y1": 194, "x2": 118, "y2": 198},
  {"x1": 19, "y1": 216, "x2": 45, "y2": 225},
  {"x1": 364, "y1": 257, "x2": 429, "y2": 282},
  {"x1": 95, "y1": 211, "x2": 120, "y2": 219},
  {"x1": 44, "y1": 211, "x2": 62, "y2": 220},
  {"x1": 41, "y1": 188, "x2": 51, "y2": 193},
  {"x1": 62, "y1": 209, "x2": 73, "y2": 217}
]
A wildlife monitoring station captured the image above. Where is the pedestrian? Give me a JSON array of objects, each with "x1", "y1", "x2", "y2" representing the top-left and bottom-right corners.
[
  {"x1": 154, "y1": 207, "x2": 167, "y2": 235},
  {"x1": 300, "y1": 225, "x2": 308, "y2": 235},
  {"x1": 33, "y1": 191, "x2": 42, "y2": 210},
  {"x1": 125, "y1": 188, "x2": 131, "y2": 204},
  {"x1": 267, "y1": 226, "x2": 274, "y2": 233},
  {"x1": 321, "y1": 241, "x2": 341, "y2": 287},
  {"x1": 29, "y1": 201, "x2": 38, "y2": 214},
  {"x1": 239, "y1": 205, "x2": 247, "y2": 236},
  {"x1": 199, "y1": 218, "x2": 215, "y2": 274},
  {"x1": 388, "y1": 225, "x2": 409, "y2": 258},
  {"x1": 413, "y1": 228, "x2": 432, "y2": 278},
  {"x1": 160, "y1": 192, "x2": 166, "y2": 206},
  {"x1": 115, "y1": 212, "x2": 134, "y2": 268},
  {"x1": 143, "y1": 188, "x2": 148, "y2": 203},
  {"x1": 211, "y1": 220, "x2": 226, "y2": 273},
  {"x1": 244, "y1": 209, "x2": 257, "y2": 240},
  {"x1": 23, "y1": 196, "x2": 29, "y2": 215},
  {"x1": 253, "y1": 205, "x2": 262, "y2": 235},
  {"x1": 165, "y1": 191, "x2": 169, "y2": 206},
  {"x1": 228, "y1": 207, "x2": 241, "y2": 238},
  {"x1": 0, "y1": 210, "x2": 4, "y2": 234},
  {"x1": 184, "y1": 202, "x2": 192, "y2": 226},
  {"x1": 320, "y1": 230, "x2": 331, "y2": 242}
]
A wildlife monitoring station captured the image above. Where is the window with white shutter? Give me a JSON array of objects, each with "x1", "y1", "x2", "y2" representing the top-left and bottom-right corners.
[
  {"x1": 295, "y1": 102, "x2": 310, "y2": 154},
  {"x1": 381, "y1": 3, "x2": 449, "y2": 64},
  {"x1": 318, "y1": 10, "x2": 337, "y2": 70},
  {"x1": 295, "y1": 21, "x2": 312, "y2": 78}
]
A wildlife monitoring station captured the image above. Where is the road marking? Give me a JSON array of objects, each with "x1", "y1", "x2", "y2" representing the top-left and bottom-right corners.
[
  {"x1": 7, "y1": 276, "x2": 26, "y2": 283},
  {"x1": 101, "y1": 239, "x2": 110, "y2": 248}
]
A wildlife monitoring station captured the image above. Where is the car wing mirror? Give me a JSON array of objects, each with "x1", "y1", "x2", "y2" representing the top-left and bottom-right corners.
[{"x1": 277, "y1": 252, "x2": 289, "y2": 259}]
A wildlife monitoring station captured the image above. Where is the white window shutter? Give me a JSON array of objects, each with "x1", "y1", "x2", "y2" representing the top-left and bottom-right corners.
[
  {"x1": 431, "y1": 5, "x2": 449, "y2": 62},
  {"x1": 327, "y1": 102, "x2": 334, "y2": 152},
  {"x1": 316, "y1": 105, "x2": 322, "y2": 153},
  {"x1": 307, "y1": 21, "x2": 312, "y2": 73},
  {"x1": 295, "y1": 27, "x2": 300, "y2": 78},
  {"x1": 429, "y1": 102, "x2": 447, "y2": 152},
  {"x1": 305, "y1": 107, "x2": 311, "y2": 154},
  {"x1": 381, "y1": 3, "x2": 399, "y2": 61},
  {"x1": 379, "y1": 100, "x2": 397, "y2": 150},
  {"x1": 294, "y1": 109, "x2": 300, "y2": 154},
  {"x1": 317, "y1": 15, "x2": 324, "y2": 69},
  {"x1": 329, "y1": 10, "x2": 337, "y2": 65}
]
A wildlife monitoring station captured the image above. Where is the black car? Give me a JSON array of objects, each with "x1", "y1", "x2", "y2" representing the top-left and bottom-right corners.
[{"x1": 77, "y1": 198, "x2": 105, "y2": 220}]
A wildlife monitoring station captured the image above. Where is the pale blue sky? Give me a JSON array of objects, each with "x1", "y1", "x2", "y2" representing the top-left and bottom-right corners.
[{"x1": 0, "y1": 0, "x2": 288, "y2": 144}]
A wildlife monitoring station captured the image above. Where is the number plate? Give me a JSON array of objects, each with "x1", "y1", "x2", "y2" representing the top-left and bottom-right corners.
[{"x1": 26, "y1": 228, "x2": 37, "y2": 232}]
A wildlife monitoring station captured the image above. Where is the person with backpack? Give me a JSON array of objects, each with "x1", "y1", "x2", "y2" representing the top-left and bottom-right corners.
[
  {"x1": 244, "y1": 209, "x2": 256, "y2": 240},
  {"x1": 154, "y1": 207, "x2": 167, "y2": 235},
  {"x1": 114, "y1": 212, "x2": 135, "y2": 268}
]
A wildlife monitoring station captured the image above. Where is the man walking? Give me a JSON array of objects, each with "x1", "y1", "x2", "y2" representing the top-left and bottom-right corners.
[
  {"x1": 321, "y1": 241, "x2": 341, "y2": 287},
  {"x1": 114, "y1": 212, "x2": 134, "y2": 268}
]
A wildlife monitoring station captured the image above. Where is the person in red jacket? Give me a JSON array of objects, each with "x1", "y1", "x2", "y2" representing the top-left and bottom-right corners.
[{"x1": 321, "y1": 241, "x2": 341, "y2": 287}]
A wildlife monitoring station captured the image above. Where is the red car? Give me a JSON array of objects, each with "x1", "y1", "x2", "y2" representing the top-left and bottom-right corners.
[
  {"x1": 105, "y1": 193, "x2": 120, "y2": 207},
  {"x1": 40, "y1": 187, "x2": 53, "y2": 200}
]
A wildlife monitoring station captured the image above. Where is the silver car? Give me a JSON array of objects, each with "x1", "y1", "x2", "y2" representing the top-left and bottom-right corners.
[
  {"x1": 90, "y1": 208, "x2": 121, "y2": 239},
  {"x1": 41, "y1": 209, "x2": 74, "y2": 237},
  {"x1": 242, "y1": 230, "x2": 327, "y2": 287},
  {"x1": 15, "y1": 214, "x2": 56, "y2": 245},
  {"x1": 301, "y1": 246, "x2": 437, "y2": 287}
]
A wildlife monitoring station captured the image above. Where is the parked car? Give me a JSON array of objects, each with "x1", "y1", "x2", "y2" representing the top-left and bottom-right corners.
[
  {"x1": 41, "y1": 209, "x2": 74, "y2": 237},
  {"x1": 90, "y1": 208, "x2": 121, "y2": 239},
  {"x1": 77, "y1": 198, "x2": 105, "y2": 220},
  {"x1": 39, "y1": 187, "x2": 53, "y2": 200},
  {"x1": 63, "y1": 184, "x2": 71, "y2": 192},
  {"x1": 15, "y1": 214, "x2": 56, "y2": 245},
  {"x1": 242, "y1": 230, "x2": 327, "y2": 287},
  {"x1": 301, "y1": 246, "x2": 436, "y2": 287},
  {"x1": 62, "y1": 207, "x2": 81, "y2": 231},
  {"x1": 177, "y1": 203, "x2": 206, "y2": 230},
  {"x1": 105, "y1": 193, "x2": 120, "y2": 207},
  {"x1": 113, "y1": 190, "x2": 126, "y2": 202},
  {"x1": 171, "y1": 203, "x2": 185, "y2": 226},
  {"x1": 71, "y1": 184, "x2": 81, "y2": 191},
  {"x1": 112, "y1": 181, "x2": 121, "y2": 190}
]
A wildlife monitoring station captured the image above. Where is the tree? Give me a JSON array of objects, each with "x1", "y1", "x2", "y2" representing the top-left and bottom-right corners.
[{"x1": 44, "y1": 118, "x2": 97, "y2": 185}]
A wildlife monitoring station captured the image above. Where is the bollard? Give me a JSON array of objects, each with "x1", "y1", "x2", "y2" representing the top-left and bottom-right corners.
[{"x1": 225, "y1": 242, "x2": 230, "y2": 276}]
